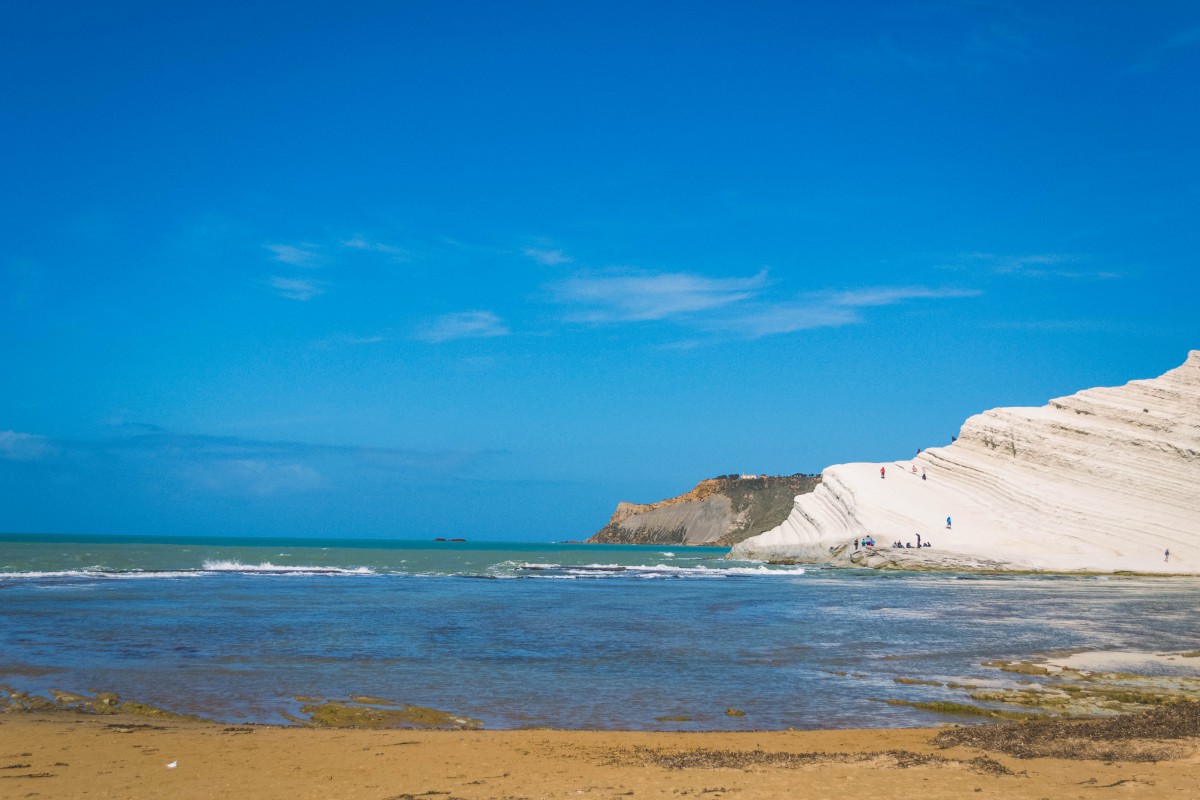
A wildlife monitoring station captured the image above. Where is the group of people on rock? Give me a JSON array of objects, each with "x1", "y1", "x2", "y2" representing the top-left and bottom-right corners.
[
  {"x1": 867, "y1": 452, "x2": 945, "y2": 552},
  {"x1": 855, "y1": 534, "x2": 933, "y2": 551},
  {"x1": 882, "y1": 464, "x2": 928, "y2": 480}
]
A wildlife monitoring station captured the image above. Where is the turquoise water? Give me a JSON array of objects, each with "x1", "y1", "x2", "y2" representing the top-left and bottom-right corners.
[{"x1": 2, "y1": 535, "x2": 1198, "y2": 730}]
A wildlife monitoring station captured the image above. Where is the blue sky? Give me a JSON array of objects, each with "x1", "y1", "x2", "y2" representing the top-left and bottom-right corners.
[{"x1": 2, "y1": 1, "x2": 1197, "y2": 540}]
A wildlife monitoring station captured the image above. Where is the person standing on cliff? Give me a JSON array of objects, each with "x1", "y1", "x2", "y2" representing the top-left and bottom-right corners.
[
  {"x1": 1165, "y1": 549, "x2": 1170, "y2": 562},
  {"x1": 946, "y1": 517, "x2": 952, "y2": 530},
  {"x1": 880, "y1": 467, "x2": 886, "y2": 479}
]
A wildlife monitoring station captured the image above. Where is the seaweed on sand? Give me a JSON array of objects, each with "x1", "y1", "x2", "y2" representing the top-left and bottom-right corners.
[
  {"x1": 611, "y1": 746, "x2": 1015, "y2": 775},
  {"x1": 933, "y1": 700, "x2": 1200, "y2": 761}
]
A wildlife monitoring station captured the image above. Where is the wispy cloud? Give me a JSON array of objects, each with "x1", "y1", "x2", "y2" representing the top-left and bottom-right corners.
[
  {"x1": 416, "y1": 311, "x2": 510, "y2": 343},
  {"x1": 714, "y1": 302, "x2": 862, "y2": 337},
  {"x1": 3, "y1": 428, "x2": 494, "y2": 494},
  {"x1": 821, "y1": 286, "x2": 982, "y2": 306},
  {"x1": 549, "y1": 268, "x2": 977, "y2": 340},
  {"x1": 0, "y1": 430, "x2": 58, "y2": 461},
  {"x1": 264, "y1": 242, "x2": 329, "y2": 300},
  {"x1": 714, "y1": 286, "x2": 981, "y2": 338},
  {"x1": 948, "y1": 252, "x2": 1120, "y2": 279},
  {"x1": 180, "y1": 458, "x2": 325, "y2": 496},
  {"x1": 439, "y1": 236, "x2": 509, "y2": 256},
  {"x1": 964, "y1": 16, "x2": 1043, "y2": 63},
  {"x1": 980, "y1": 318, "x2": 1136, "y2": 333},
  {"x1": 1133, "y1": 23, "x2": 1200, "y2": 72},
  {"x1": 101, "y1": 431, "x2": 485, "y2": 474},
  {"x1": 313, "y1": 334, "x2": 388, "y2": 349},
  {"x1": 264, "y1": 242, "x2": 325, "y2": 268},
  {"x1": 553, "y1": 269, "x2": 769, "y2": 322},
  {"x1": 269, "y1": 276, "x2": 326, "y2": 301},
  {"x1": 835, "y1": 5, "x2": 1047, "y2": 74},
  {"x1": 342, "y1": 236, "x2": 410, "y2": 260},
  {"x1": 524, "y1": 247, "x2": 572, "y2": 266}
]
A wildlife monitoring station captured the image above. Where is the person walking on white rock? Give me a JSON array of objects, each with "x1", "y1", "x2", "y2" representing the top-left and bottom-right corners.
[
  {"x1": 946, "y1": 516, "x2": 952, "y2": 530},
  {"x1": 880, "y1": 467, "x2": 886, "y2": 479},
  {"x1": 1165, "y1": 549, "x2": 1170, "y2": 563}
]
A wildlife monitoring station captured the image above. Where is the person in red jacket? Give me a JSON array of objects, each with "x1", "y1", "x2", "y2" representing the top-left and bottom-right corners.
[{"x1": 880, "y1": 466, "x2": 886, "y2": 479}]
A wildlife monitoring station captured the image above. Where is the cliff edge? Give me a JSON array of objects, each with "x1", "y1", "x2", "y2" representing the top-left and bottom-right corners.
[
  {"x1": 588, "y1": 474, "x2": 820, "y2": 546},
  {"x1": 730, "y1": 351, "x2": 1200, "y2": 574}
]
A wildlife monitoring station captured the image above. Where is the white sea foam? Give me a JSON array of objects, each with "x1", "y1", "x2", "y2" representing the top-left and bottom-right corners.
[
  {"x1": 201, "y1": 560, "x2": 374, "y2": 575},
  {"x1": 513, "y1": 562, "x2": 804, "y2": 579},
  {"x1": 1045, "y1": 650, "x2": 1200, "y2": 677},
  {"x1": 0, "y1": 569, "x2": 205, "y2": 580}
]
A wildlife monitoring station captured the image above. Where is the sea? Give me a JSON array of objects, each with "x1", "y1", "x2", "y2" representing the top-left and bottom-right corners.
[{"x1": 2, "y1": 534, "x2": 1198, "y2": 731}]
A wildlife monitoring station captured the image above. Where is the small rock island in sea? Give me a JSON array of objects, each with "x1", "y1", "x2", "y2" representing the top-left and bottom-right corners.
[{"x1": 730, "y1": 351, "x2": 1200, "y2": 574}]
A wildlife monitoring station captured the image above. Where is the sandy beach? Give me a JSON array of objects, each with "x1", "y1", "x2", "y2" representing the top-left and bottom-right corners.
[{"x1": 3, "y1": 710, "x2": 1198, "y2": 800}]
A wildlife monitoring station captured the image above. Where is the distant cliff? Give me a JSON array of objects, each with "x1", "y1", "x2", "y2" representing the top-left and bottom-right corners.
[{"x1": 587, "y1": 474, "x2": 821, "y2": 546}]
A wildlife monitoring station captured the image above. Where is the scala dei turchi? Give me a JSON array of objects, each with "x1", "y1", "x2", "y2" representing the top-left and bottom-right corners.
[{"x1": 730, "y1": 351, "x2": 1200, "y2": 574}]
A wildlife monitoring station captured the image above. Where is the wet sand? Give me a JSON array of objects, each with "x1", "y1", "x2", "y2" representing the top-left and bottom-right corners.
[{"x1": 2, "y1": 712, "x2": 1198, "y2": 799}]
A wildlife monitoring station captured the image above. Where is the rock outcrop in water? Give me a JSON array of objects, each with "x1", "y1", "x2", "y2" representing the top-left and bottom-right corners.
[
  {"x1": 730, "y1": 352, "x2": 1200, "y2": 573},
  {"x1": 588, "y1": 474, "x2": 820, "y2": 546}
]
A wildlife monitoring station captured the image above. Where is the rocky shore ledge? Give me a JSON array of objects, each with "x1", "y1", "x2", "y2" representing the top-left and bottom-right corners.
[
  {"x1": 782, "y1": 541, "x2": 1039, "y2": 572},
  {"x1": 0, "y1": 685, "x2": 481, "y2": 730}
]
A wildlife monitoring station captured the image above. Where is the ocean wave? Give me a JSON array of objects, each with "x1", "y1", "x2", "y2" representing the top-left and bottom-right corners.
[
  {"x1": 0, "y1": 569, "x2": 206, "y2": 580},
  {"x1": 512, "y1": 562, "x2": 805, "y2": 579},
  {"x1": 2, "y1": 560, "x2": 796, "y2": 582},
  {"x1": 201, "y1": 560, "x2": 375, "y2": 575}
]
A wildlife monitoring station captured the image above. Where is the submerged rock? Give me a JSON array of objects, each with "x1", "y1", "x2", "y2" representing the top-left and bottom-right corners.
[
  {"x1": 885, "y1": 652, "x2": 1200, "y2": 723},
  {"x1": 1, "y1": 686, "x2": 203, "y2": 720},
  {"x1": 299, "y1": 700, "x2": 482, "y2": 729}
]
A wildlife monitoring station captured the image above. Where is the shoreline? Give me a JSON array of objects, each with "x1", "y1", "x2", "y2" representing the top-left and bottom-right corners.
[
  {"x1": 742, "y1": 540, "x2": 1199, "y2": 575},
  {"x1": 7, "y1": 646, "x2": 1200, "y2": 732},
  {"x1": 768, "y1": 551, "x2": 1200, "y2": 575},
  {"x1": 2, "y1": 708, "x2": 1198, "y2": 799}
]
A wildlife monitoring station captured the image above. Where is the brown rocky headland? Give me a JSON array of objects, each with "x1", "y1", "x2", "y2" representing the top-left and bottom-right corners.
[{"x1": 587, "y1": 473, "x2": 819, "y2": 546}]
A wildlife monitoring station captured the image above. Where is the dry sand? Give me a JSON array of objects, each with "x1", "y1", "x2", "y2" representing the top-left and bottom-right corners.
[{"x1": 2, "y1": 712, "x2": 1198, "y2": 799}]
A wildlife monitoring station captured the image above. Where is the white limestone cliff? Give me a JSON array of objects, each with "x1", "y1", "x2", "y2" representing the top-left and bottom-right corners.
[{"x1": 730, "y1": 351, "x2": 1200, "y2": 573}]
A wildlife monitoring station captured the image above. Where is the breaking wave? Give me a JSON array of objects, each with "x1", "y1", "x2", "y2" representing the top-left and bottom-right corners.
[
  {"x1": 505, "y1": 562, "x2": 805, "y2": 579},
  {"x1": 0, "y1": 568, "x2": 205, "y2": 581},
  {"x1": 201, "y1": 560, "x2": 375, "y2": 575}
]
